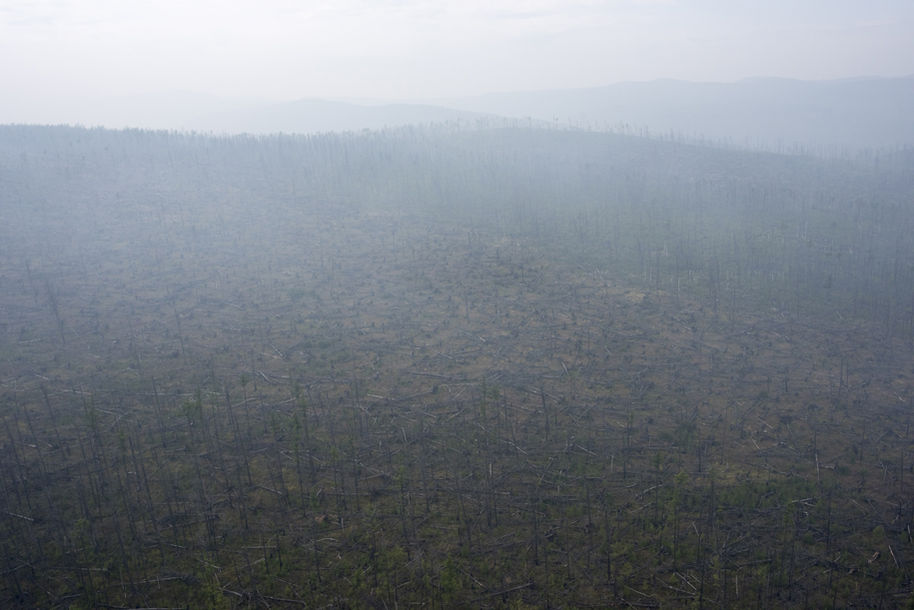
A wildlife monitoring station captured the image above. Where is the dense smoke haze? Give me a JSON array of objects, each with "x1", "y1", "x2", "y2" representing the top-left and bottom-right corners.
[{"x1": 3, "y1": 2, "x2": 914, "y2": 608}]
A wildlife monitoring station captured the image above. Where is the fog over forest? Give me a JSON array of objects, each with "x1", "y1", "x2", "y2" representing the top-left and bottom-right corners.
[
  {"x1": 3, "y1": 97, "x2": 914, "y2": 605},
  {"x1": 4, "y1": 2, "x2": 914, "y2": 606}
]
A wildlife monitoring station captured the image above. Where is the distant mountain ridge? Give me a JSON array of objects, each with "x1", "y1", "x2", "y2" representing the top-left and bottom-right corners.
[
  {"x1": 186, "y1": 99, "x2": 495, "y2": 135},
  {"x1": 6, "y1": 76, "x2": 911, "y2": 152},
  {"x1": 437, "y1": 75, "x2": 914, "y2": 152},
  {"x1": 169, "y1": 75, "x2": 914, "y2": 152},
  {"x1": 0, "y1": 92, "x2": 494, "y2": 135}
]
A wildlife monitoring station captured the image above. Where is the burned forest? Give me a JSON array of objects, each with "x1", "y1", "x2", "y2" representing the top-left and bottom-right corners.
[{"x1": 2, "y1": 124, "x2": 914, "y2": 607}]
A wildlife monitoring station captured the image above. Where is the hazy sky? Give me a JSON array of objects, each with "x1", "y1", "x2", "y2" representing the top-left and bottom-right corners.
[{"x1": 2, "y1": 0, "x2": 914, "y2": 123}]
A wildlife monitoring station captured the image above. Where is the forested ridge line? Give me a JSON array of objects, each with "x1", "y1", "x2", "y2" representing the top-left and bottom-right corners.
[{"x1": 3, "y1": 123, "x2": 914, "y2": 333}]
